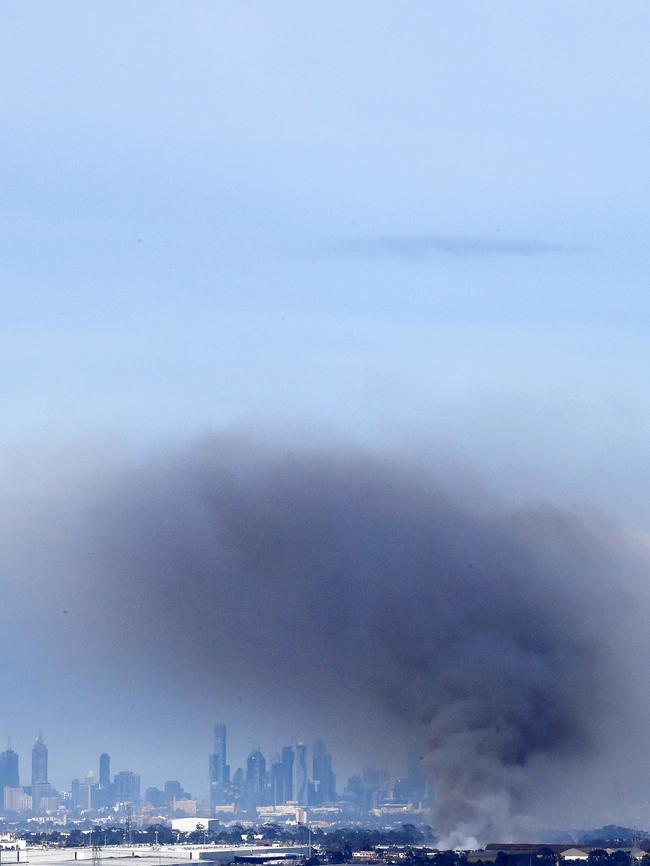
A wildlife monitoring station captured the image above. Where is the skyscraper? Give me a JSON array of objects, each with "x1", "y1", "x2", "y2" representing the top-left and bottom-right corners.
[
  {"x1": 0, "y1": 743, "x2": 19, "y2": 790},
  {"x1": 31, "y1": 733, "x2": 48, "y2": 785},
  {"x1": 281, "y1": 745, "x2": 294, "y2": 802},
  {"x1": 270, "y1": 757, "x2": 285, "y2": 805},
  {"x1": 71, "y1": 778, "x2": 80, "y2": 809},
  {"x1": 293, "y1": 743, "x2": 308, "y2": 806},
  {"x1": 312, "y1": 739, "x2": 336, "y2": 804},
  {"x1": 99, "y1": 753, "x2": 110, "y2": 789},
  {"x1": 209, "y1": 722, "x2": 230, "y2": 807},
  {"x1": 246, "y1": 749, "x2": 266, "y2": 798}
]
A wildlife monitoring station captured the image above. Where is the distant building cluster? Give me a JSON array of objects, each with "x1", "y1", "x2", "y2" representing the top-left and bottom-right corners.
[
  {"x1": 0, "y1": 725, "x2": 431, "y2": 827},
  {"x1": 208, "y1": 726, "x2": 336, "y2": 812},
  {"x1": 206, "y1": 722, "x2": 430, "y2": 822},
  {"x1": 0, "y1": 735, "x2": 142, "y2": 819}
]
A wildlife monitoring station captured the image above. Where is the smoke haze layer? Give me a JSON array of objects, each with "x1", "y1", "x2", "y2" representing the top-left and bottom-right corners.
[{"x1": 2, "y1": 434, "x2": 645, "y2": 843}]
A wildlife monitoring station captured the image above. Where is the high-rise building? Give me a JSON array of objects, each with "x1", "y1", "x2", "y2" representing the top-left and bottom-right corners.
[
  {"x1": 281, "y1": 746, "x2": 294, "y2": 802},
  {"x1": 292, "y1": 743, "x2": 308, "y2": 806},
  {"x1": 209, "y1": 722, "x2": 230, "y2": 807},
  {"x1": 99, "y1": 753, "x2": 110, "y2": 788},
  {"x1": 354, "y1": 767, "x2": 391, "y2": 812},
  {"x1": 246, "y1": 749, "x2": 266, "y2": 798},
  {"x1": 312, "y1": 739, "x2": 336, "y2": 804},
  {"x1": 0, "y1": 743, "x2": 19, "y2": 790},
  {"x1": 79, "y1": 782, "x2": 93, "y2": 810},
  {"x1": 270, "y1": 757, "x2": 285, "y2": 805},
  {"x1": 3, "y1": 787, "x2": 30, "y2": 812},
  {"x1": 31, "y1": 733, "x2": 48, "y2": 785},
  {"x1": 164, "y1": 780, "x2": 184, "y2": 801},
  {"x1": 144, "y1": 786, "x2": 163, "y2": 808},
  {"x1": 113, "y1": 770, "x2": 140, "y2": 804}
]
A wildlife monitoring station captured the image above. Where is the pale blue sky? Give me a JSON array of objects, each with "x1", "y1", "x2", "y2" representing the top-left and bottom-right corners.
[
  {"x1": 2, "y1": 2, "x2": 650, "y2": 794},
  {"x1": 2, "y1": 3, "x2": 649, "y2": 507}
]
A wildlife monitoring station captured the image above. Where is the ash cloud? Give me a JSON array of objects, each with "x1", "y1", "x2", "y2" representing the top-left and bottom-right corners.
[{"x1": 3, "y1": 434, "x2": 644, "y2": 843}]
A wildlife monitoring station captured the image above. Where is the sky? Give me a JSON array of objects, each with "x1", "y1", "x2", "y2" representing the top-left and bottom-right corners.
[{"x1": 1, "y1": 1, "x2": 650, "y2": 835}]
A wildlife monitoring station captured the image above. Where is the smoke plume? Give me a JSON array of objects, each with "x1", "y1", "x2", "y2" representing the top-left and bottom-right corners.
[{"x1": 2, "y1": 433, "x2": 645, "y2": 843}]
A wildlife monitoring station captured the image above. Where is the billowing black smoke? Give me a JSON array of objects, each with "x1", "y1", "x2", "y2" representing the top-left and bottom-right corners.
[{"x1": 3, "y1": 434, "x2": 641, "y2": 843}]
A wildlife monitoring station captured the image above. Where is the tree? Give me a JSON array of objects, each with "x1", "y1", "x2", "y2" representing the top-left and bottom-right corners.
[
  {"x1": 65, "y1": 830, "x2": 84, "y2": 848},
  {"x1": 588, "y1": 850, "x2": 610, "y2": 866},
  {"x1": 433, "y1": 850, "x2": 466, "y2": 866},
  {"x1": 536, "y1": 847, "x2": 558, "y2": 866},
  {"x1": 609, "y1": 851, "x2": 631, "y2": 866}
]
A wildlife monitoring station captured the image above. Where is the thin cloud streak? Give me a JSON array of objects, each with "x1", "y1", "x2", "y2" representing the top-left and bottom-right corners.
[{"x1": 337, "y1": 235, "x2": 579, "y2": 259}]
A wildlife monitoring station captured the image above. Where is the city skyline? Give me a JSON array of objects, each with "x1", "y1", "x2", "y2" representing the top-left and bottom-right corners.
[
  {"x1": 0, "y1": 725, "x2": 427, "y2": 822},
  {"x1": 0, "y1": 727, "x2": 347, "y2": 795},
  {"x1": 0, "y1": 725, "x2": 395, "y2": 799}
]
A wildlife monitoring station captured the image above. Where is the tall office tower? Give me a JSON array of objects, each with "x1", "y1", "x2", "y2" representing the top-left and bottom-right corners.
[
  {"x1": 0, "y1": 743, "x2": 20, "y2": 790},
  {"x1": 292, "y1": 743, "x2": 308, "y2": 806},
  {"x1": 99, "y1": 753, "x2": 110, "y2": 789},
  {"x1": 246, "y1": 749, "x2": 266, "y2": 798},
  {"x1": 71, "y1": 775, "x2": 94, "y2": 811},
  {"x1": 209, "y1": 722, "x2": 230, "y2": 807},
  {"x1": 31, "y1": 733, "x2": 48, "y2": 785},
  {"x1": 71, "y1": 778, "x2": 81, "y2": 809},
  {"x1": 270, "y1": 757, "x2": 285, "y2": 805},
  {"x1": 113, "y1": 770, "x2": 140, "y2": 804},
  {"x1": 312, "y1": 739, "x2": 336, "y2": 804},
  {"x1": 78, "y1": 781, "x2": 93, "y2": 810},
  {"x1": 281, "y1": 746, "x2": 294, "y2": 802}
]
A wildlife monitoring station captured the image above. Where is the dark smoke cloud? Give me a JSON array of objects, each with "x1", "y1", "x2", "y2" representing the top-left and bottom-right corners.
[{"x1": 2, "y1": 434, "x2": 644, "y2": 843}]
